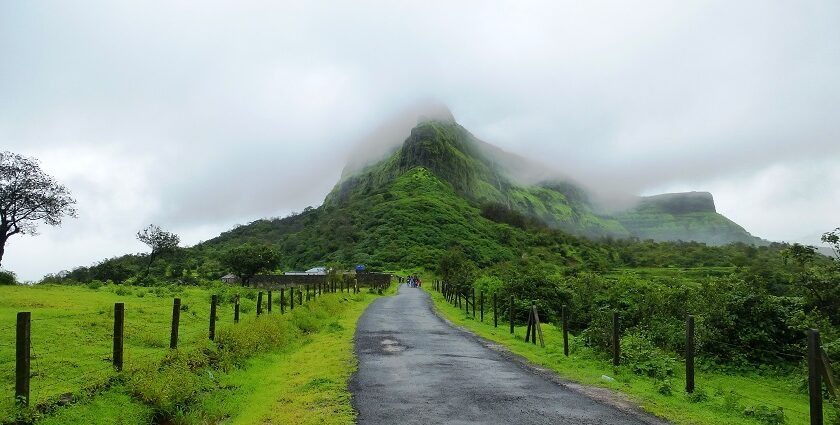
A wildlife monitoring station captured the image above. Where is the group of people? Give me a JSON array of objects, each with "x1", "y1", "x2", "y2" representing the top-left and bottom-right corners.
[{"x1": 407, "y1": 275, "x2": 422, "y2": 288}]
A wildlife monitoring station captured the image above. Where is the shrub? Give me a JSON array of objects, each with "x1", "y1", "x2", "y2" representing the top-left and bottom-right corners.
[
  {"x1": 620, "y1": 331, "x2": 677, "y2": 379},
  {"x1": 656, "y1": 379, "x2": 673, "y2": 396},
  {"x1": 0, "y1": 270, "x2": 16, "y2": 285},
  {"x1": 86, "y1": 280, "x2": 103, "y2": 290},
  {"x1": 686, "y1": 388, "x2": 709, "y2": 403},
  {"x1": 743, "y1": 405, "x2": 786, "y2": 425}
]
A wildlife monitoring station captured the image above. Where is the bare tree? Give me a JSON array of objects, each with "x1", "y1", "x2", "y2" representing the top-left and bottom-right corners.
[
  {"x1": 136, "y1": 224, "x2": 180, "y2": 274},
  {"x1": 0, "y1": 151, "x2": 77, "y2": 267}
]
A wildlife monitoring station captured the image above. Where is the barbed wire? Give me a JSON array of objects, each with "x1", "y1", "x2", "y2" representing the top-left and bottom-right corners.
[
  {"x1": 735, "y1": 391, "x2": 808, "y2": 416},
  {"x1": 700, "y1": 337, "x2": 804, "y2": 361},
  {"x1": 30, "y1": 312, "x2": 104, "y2": 322}
]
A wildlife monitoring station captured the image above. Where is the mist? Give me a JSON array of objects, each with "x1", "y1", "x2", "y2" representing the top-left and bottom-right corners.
[{"x1": 2, "y1": 0, "x2": 839, "y2": 280}]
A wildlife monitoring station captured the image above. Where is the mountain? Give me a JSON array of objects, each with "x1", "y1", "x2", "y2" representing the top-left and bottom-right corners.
[
  {"x1": 202, "y1": 111, "x2": 763, "y2": 271},
  {"x1": 615, "y1": 192, "x2": 766, "y2": 246}
]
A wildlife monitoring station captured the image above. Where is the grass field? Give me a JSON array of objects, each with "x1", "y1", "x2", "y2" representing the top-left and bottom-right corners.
[
  {"x1": 427, "y1": 286, "x2": 835, "y2": 425},
  {"x1": 0, "y1": 282, "x2": 389, "y2": 424}
]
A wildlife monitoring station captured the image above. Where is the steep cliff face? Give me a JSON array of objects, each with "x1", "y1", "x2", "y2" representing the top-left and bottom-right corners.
[
  {"x1": 326, "y1": 119, "x2": 627, "y2": 238},
  {"x1": 218, "y1": 113, "x2": 763, "y2": 272},
  {"x1": 616, "y1": 192, "x2": 765, "y2": 245}
]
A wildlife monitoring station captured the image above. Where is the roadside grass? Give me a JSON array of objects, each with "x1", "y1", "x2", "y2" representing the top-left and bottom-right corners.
[
  {"x1": 428, "y1": 288, "x2": 831, "y2": 425},
  {"x1": 0, "y1": 283, "x2": 389, "y2": 424},
  {"x1": 0, "y1": 283, "x2": 247, "y2": 421},
  {"x1": 200, "y1": 291, "x2": 376, "y2": 425}
]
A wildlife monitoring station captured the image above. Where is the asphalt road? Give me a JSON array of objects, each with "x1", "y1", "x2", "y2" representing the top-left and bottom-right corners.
[{"x1": 350, "y1": 285, "x2": 663, "y2": 425}]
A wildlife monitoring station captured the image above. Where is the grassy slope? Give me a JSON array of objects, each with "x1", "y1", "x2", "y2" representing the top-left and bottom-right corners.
[
  {"x1": 0, "y1": 284, "x2": 233, "y2": 419},
  {"x1": 427, "y1": 287, "x2": 829, "y2": 425},
  {"x1": 1, "y1": 284, "x2": 389, "y2": 424}
]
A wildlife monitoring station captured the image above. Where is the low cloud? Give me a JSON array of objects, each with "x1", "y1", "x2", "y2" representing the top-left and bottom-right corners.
[{"x1": 2, "y1": 1, "x2": 839, "y2": 280}]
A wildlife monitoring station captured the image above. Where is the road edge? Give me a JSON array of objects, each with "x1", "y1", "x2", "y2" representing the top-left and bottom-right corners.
[{"x1": 421, "y1": 287, "x2": 671, "y2": 425}]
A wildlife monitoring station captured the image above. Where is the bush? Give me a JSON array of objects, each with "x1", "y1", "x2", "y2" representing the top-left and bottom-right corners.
[
  {"x1": 743, "y1": 405, "x2": 785, "y2": 425},
  {"x1": 656, "y1": 379, "x2": 673, "y2": 396},
  {"x1": 620, "y1": 331, "x2": 677, "y2": 379},
  {"x1": 86, "y1": 280, "x2": 103, "y2": 290},
  {"x1": 0, "y1": 270, "x2": 16, "y2": 285}
]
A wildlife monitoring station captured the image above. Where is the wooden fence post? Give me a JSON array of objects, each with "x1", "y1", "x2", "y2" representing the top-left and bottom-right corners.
[
  {"x1": 298, "y1": 288, "x2": 302, "y2": 305},
  {"x1": 15, "y1": 312, "x2": 30, "y2": 406},
  {"x1": 170, "y1": 298, "x2": 181, "y2": 349},
  {"x1": 493, "y1": 293, "x2": 498, "y2": 328},
  {"x1": 472, "y1": 288, "x2": 476, "y2": 318},
  {"x1": 808, "y1": 329, "x2": 823, "y2": 425},
  {"x1": 234, "y1": 295, "x2": 240, "y2": 323},
  {"x1": 562, "y1": 304, "x2": 569, "y2": 357},
  {"x1": 509, "y1": 295, "x2": 514, "y2": 334},
  {"x1": 113, "y1": 303, "x2": 125, "y2": 371},
  {"x1": 612, "y1": 312, "x2": 620, "y2": 366},
  {"x1": 525, "y1": 303, "x2": 534, "y2": 343},
  {"x1": 686, "y1": 315, "x2": 694, "y2": 393},
  {"x1": 820, "y1": 348, "x2": 838, "y2": 399},
  {"x1": 280, "y1": 288, "x2": 285, "y2": 314},
  {"x1": 209, "y1": 295, "x2": 217, "y2": 341},
  {"x1": 257, "y1": 291, "x2": 263, "y2": 316},
  {"x1": 532, "y1": 302, "x2": 545, "y2": 347},
  {"x1": 268, "y1": 291, "x2": 272, "y2": 313},
  {"x1": 290, "y1": 287, "x2": 295, "y2": 310},
  {"x1": 480, "y1": 291, "x2": 484, "y2": 322}
]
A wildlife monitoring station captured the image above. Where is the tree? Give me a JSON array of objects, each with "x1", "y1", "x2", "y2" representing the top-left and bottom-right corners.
[
  {"x1": 822, "y1": 228, "x2": 840, "y2": 261},
  {"x1": 436, "y1": 246, "x2": 477, "y2": 288},
  {"x1": 781, "y1": 243, "x2": 817, "y2": 268},
  {"x1": 220, "y1": 244, "x2": 281, "y2": 285},
  {"x1": 136, "y1": 224, "x2": 180, "y2": 274},
  {"x1": 0, "y1": 151, "x2": 77, "y2": 267}
]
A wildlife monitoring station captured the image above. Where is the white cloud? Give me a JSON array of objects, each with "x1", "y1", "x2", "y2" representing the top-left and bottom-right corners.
[{"x1": 1, "y1": 0, "x2": 839, "y2": 280}]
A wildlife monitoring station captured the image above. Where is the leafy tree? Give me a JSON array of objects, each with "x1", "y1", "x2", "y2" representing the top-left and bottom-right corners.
[
  {"x1": 220, "y1": 244, "x2": 281, "y2": 285},
  {"x1": 436, "y1": 246, "x2": 477, "y2": 288},
  {"x1": 0, "y1": 269, "x2": 15, "y2": 285},
  {"x1": 822, "y1": 228, "x2": 840, "y2": 261},
  {"x1": 781, "y1": 243, "x2": 817, "y2": 268},
  {"x1": 136, "y1": 224, "x2": 180, "y2": 274},
  {"x1": 0, "y1": 151, "x2": 77, "y2": 267}
]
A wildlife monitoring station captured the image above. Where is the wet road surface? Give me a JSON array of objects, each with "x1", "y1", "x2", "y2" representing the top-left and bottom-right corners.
[{"x1": 350, "y1": 285, "x2": 663, "y2": 424}]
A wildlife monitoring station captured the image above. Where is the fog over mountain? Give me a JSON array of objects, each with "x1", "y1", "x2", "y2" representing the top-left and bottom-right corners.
[{"x1": 2, "y1": 1, "x2": 839, "y2": 280}]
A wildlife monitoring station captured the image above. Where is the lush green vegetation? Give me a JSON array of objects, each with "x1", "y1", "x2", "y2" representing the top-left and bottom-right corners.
[
  {"x1": 15, "y1": 118, "x2": 838, "y2": 424},
  {"x1": 0, "y1": 283, "x2": 388, "y2": 424},
  {"x1": 429, "y1": 286, "x2": 833, "y2": 425}
]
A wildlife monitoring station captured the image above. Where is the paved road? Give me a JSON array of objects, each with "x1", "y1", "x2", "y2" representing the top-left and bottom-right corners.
[{"x1": 350, "y1": 285, "x2": 662, "y2": 424}]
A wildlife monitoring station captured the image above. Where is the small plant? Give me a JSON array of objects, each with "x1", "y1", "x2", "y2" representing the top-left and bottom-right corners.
[
  {"x1": 686, "y1": 388, "x2": 708, "y2": 403},
  {"x1": 743, "y1": 405, "x2": 785, "y2": 425},
  {"x1": 136, "y1": 290, "x2": 146, "y2": 298},
  {"x1": 656, "y1": 379, "x2": 673, "y2": 396},
  {"x1": 114, "y1": 287, "x2": 131, "y2": 296}
]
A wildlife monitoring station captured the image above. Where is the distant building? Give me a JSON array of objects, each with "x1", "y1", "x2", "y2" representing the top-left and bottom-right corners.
[
  {"x1": 220, "y1": 273, "x2": 239, "y2": 283},
  {"x1": 284, "y1": 266, "x2": 328, "y2": 276}
]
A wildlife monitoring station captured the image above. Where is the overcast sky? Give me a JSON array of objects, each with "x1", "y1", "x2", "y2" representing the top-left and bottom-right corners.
[{"x1": 2, "y1": 1, "x2": 839, "y2": 281}]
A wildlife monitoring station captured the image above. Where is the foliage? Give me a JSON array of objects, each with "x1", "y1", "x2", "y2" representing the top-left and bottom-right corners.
[
  {"x1": 136, "y1": 224, "x2": 180, "y2": 274},
  {"x1": 219, "y1": 243, "x2": 281, "y2": 285},
  {"x1": 0, "y1": 151, "x2": 77, "y2": 267},
  {"x1": 822, "y1": 228, "x2": 840, "y2": 261},
  {"x1": 0, "y1": 269, "x2": 15, "y2": 285},
  {"x1": 437, "y1": 246, "x2": 477, "y2": 288}
]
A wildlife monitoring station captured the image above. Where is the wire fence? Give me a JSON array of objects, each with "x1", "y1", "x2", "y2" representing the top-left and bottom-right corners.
[
  {"x1": 0, "y1": 282, "x2": 363, "y2": 414},
  {"x1": 433, "y1": 280, "x2": 838, "y2": 424}
]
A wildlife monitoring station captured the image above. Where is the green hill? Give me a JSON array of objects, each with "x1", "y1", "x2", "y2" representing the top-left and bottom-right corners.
[
  {"x1": 616, "y1": 192, "x2": 766, "y2": 245},
  {"x1": 197, "y1": 116, "x2": 762, "y2": 271}
]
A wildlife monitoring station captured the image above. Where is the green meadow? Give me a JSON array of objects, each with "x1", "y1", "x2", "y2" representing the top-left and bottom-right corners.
[{"x1": 0, "y1": 282, "x2": 389, "y2": 424}]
